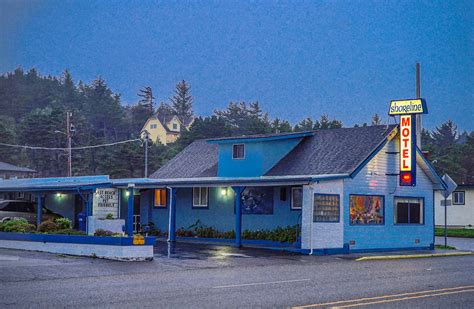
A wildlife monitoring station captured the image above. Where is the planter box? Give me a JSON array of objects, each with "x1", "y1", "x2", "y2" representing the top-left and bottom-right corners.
[
  {"x1": 87, "y1": 217, "x2": 125, "y2": 235},
  {"x1": 0, "y1": 232, "x2": 156, "y2": 261}
]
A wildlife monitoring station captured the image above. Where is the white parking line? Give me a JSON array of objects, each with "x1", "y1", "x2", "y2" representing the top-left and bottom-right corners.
[{"x1": 214, "y1": 278, "x2": 311, "y2": 289}]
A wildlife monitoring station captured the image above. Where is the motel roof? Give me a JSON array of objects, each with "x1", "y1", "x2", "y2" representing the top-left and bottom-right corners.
[{"x1": 152, "y1": 125, "x2": 397, "y2": 179}]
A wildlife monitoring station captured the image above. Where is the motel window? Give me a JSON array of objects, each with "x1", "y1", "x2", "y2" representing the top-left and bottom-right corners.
[
  {"x1": 349, "y1": 195, "x2": 384, "y2": 225},
  {"x1": 313, "y1": 194, "x2": 340, "y2": 222},
  {"x1": 291, "y1": 187, "x2": 302, "y2": 210},
  {"x1": 154, "y1": 189, "x2": 167, "y2": 208},
  {"x1": 394, "y1": 197, "x2": 424, "y2": 224},
  {"x1": 453, "y1": 191, "x2": 465, "y2": 205},
  {"x1": 232, "y1": 144, "x2": 245, "y2": 159},
  {"x1": 193, "y1": 187, "x2": 209, "y2": 208}
]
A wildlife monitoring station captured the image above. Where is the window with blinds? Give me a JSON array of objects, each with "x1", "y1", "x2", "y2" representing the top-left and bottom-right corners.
[{"x1": 313, "y1": 194, "x2": 340, "y2": 222}]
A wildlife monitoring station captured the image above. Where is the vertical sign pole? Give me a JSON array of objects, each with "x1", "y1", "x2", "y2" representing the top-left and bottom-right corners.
[
  {"x1": 444, "y1": 195, "x2": 448, "y2": 247},
  {"x1": 416, "y1": 63, "x2": 422, "y2": 148}
]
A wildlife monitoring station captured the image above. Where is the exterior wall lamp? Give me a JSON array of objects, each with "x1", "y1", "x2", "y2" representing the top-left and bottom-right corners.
[{"x1": 220, "y1": 187, "x2": 228, "y2": 197}]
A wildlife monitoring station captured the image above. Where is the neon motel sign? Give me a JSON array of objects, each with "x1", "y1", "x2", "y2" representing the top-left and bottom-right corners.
[
  {"x1": 399, "y1": 115, "x2": 416, "y2": 186},
  {"x1": 389, "y1": 98, "x2": 427, "y2": 187},
  {"x1": 389, "y1": 99, "x2": 427, "y2": 115}
]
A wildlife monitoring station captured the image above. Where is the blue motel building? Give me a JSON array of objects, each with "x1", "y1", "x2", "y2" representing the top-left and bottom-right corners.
[{"x1": 0, "y1": 125, "x2": 446, "y2": 254}]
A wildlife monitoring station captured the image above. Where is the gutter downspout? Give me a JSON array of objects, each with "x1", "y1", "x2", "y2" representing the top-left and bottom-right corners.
[{"x1": 309, "y1": 183, "x2": 315, "y2": 255}]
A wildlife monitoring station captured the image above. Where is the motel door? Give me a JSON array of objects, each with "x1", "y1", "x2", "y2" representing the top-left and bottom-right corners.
[{"x1": 133, "y1": 196, "x2": 141, "y2": 233}]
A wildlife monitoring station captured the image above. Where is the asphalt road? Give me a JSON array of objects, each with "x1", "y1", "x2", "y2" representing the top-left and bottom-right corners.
[{"x1": 0, "y1": 242, "x2": 473, "y2": 308}]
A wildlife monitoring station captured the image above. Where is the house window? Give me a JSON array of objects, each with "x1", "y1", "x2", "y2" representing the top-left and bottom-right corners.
[
  {"x1": 150, "y1": 124, "x2": 157, "y2": 129},
  {"x1": 394, "y1": 197, "x2": 424, "y2": 224},
  {"x1": 232, "y1": 144, "x2": 245, "y2": 159},
  {"x1": 453, "y1": 191, "x2": 465, "y2": 205},
  {"x1": 313, "y1": 194, "x2": 339, "y2": 222},
  {"x1": 154, "y1": 189, "x2": 167, "y2": 208},
  {"x1": 172, "y1": 123, "x2": 178, "y2": 130},
  {"x1": 291, "y1": 187, "x2": 302, "y2": 210},
  {"x1": 193, "y1": 187, "x2": 208, "y2": 208},
  {"x1": 349, "y1": 195, "x2": 384, "y2": 225}
]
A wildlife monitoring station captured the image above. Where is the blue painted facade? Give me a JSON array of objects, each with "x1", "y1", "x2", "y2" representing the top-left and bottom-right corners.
[
  {"x1": 140, "y1": 187, "x2": 302, "y2": 233},
  {"x1": 342, "y1": 138, "x2": 435, "y2": 250},
  {"x1": 216, "y1": 138, "x2": 303, "y2": 177},
  {"x1": 301, "y1": 137, "x2": 437, "y2": 252}
]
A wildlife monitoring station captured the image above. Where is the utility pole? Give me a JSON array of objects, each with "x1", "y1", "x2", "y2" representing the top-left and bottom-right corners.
[
  {"x1": 142, "y1": 130, "x2": 150, "y2": 178},
  {"x1": 66, "y1": 112, "x2": 73, "y2": 177},
  {"x1": 416, "y1": 63, "x2": 422, "y2": 148}
]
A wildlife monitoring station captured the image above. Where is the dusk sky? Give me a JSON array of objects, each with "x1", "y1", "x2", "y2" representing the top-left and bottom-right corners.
[{"x1": 1, "y1": 0, "x2": 472, "y2": 131}]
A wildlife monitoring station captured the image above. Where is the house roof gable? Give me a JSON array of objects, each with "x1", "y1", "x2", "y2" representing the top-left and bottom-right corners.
[{"x1": 151, "y1": 125, "x2": 401, "y2": 180}]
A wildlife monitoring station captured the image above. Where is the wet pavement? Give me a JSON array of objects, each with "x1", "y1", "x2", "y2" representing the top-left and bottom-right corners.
[{"x1": 1, "y1": 245, "x2": 473, "y2": 308}]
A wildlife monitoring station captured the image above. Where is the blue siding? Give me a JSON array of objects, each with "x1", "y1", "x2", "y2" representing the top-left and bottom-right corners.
[
  {"x1": 343, "y1": 138, "x2": 435, "y2": 250},
  {"x1": 217, "y1": 138, "x2": 302, "y2": 177},
  {"x1": 140, "y1": 187, "x2": 302, "y2": 233}
]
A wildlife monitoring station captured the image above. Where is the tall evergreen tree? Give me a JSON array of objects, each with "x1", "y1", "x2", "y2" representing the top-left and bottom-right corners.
[
  {"x1": 371, "y1": 113, "x2": 382, "y2": 125},
  {"x1": 170, "y1": 80, "x2": 193, "y2": 125},
  {"x1": 137, "y1": 86, "x2": 155, "y2": 115}
]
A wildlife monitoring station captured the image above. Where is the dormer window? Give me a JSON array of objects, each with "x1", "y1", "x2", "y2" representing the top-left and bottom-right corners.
[
  {"x1": 172, "y1": 123, "x2": 178, "y2": 130},
  {"x1": 232, "y1": 144, "x2": 245, "y2": 159}
]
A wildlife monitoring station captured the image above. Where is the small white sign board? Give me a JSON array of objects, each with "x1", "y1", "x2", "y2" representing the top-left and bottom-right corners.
[
  {"x1": 93, "y1": 188, "x2": 119, "y2": 219},
  {"x1": 441, "y1": 174, "x2": 457, "y2": 199},
  {"x1": 440, "y1": 199, "x2": 452, "y2": 207}
]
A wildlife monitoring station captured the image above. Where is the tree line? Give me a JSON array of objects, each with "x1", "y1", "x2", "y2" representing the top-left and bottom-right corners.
[{"x1": 0, "y1": 68, "x2": 472, "y2": 184}]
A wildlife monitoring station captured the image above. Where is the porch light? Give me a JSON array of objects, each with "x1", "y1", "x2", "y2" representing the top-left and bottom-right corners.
[
  {"x1": 125, "y1": 191, "x2": 130, "y2": 197},
  {"x1": 56, "y1": 193, "x2": 62, "y2": 198},
  {"x1": 220, "y1": 187, "x2": 228, "y2": 197}
]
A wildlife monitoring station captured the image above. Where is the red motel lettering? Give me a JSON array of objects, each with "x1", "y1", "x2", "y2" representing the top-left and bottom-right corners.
[{"x1": 400, "y1": 115, "x2": 412, "y2": 172}]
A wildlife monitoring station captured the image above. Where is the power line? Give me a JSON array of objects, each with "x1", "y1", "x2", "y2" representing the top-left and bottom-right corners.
[{"x1": 0, "y1": 138, "x2": 142, "y2": 151}]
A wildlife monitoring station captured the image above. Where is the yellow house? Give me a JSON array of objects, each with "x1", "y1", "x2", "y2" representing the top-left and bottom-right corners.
[{"x1": 141, "y1": 114, "x2": 190, "y2": 145}]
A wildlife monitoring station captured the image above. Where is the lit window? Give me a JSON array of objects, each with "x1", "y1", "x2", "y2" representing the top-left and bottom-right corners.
[
  {"x1": 232, "y1": 144, "x2": 245, "y2": 159},
  {"x1": 291, "y1": 187, "x2": 302, "y2": 210},
  {"x1": 394, "y1": 197, "x2": 423, "y2": 224},
  {"x1": 453, "y1": 191, "x2": 465, "y2": 205},
  {"x1": 193, "y1": 187, "x2": 208, "y2": 208},
  {"x1": 154, "y1": 189, "x2": 167, "y2": 207},
  {"x1": 314, "y1": 194, "x2": 339, "y2": 222},
  {"x1": 350, "y1": 195, "x2": 384, "y2": 225}
]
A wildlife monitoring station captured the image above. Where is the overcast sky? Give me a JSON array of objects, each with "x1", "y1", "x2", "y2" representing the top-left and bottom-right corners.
[{"x1": 1, "y1": 0, "x2": 472, "y2": 131}]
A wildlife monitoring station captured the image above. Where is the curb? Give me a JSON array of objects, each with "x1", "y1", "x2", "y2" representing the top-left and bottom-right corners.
[{"x1": 356, "y1": 251, "x2": 473, "y2": 261}]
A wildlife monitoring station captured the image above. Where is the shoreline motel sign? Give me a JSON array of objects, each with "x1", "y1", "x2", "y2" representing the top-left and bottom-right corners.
[{"x1": 388, "y1": 99, "x2": 428, "y2": 186}]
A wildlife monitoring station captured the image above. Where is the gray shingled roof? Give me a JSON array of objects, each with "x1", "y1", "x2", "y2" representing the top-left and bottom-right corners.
[
  {"x1": 266, "y1": 125, "x2": 396, "y2": 176},
  {"x1": 0, "y1": 161, "x2": 36, "y2": 173},
  {"x1": 150, "y1": 140, "x2": 218, "y2": 179},
  {"x1": 151, "y1": 125, "x2": 397, "y2": 179}
]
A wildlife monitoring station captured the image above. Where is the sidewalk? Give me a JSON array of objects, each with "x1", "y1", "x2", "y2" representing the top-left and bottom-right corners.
[{"x1": 435, "y1": 236, "x2": 474, "y2": 251}]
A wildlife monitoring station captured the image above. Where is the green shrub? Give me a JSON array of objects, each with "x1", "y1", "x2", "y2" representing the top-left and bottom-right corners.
[
  {"x1": 1, "y1": 218, "x2": 36, "y2": 233},
  {"x1": 54, "y1": 229, "x2": 87, "y2": 235},
  {"x1": 145, "y1": 222, "x2": 162, "y2": 236},
  {"x1": 94, "y1": 229, "x2": 121, "y2": 237},
  {"x1": 54, "y1": 218, "x2": 72, "y2": 230},
  {"x1": 38, "y1": 220, "x2": 60, "y2": 233},
  {"x1": 105, "y1": 213, "x2": 114, "y2": 220}
]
